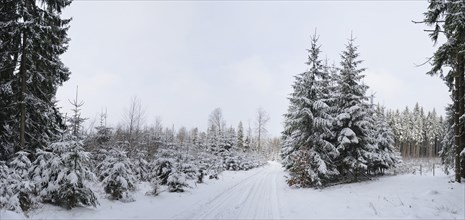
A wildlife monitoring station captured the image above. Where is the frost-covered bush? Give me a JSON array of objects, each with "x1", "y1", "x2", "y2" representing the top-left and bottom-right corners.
[
  {"x1": 132, "y1": 150, "x2": 149, "y2": 182},
  {"x1": 97, "y1": 148, "x2": 136, "y2": 201},
  {"x1": 223, "y1": 153, "x2": 240, "y2": 171},
  {"x1": 152, "y1": 147, "x2": 177, "y2": 185},
  {"x1": 194, "y1": 151, "x2": 220, "y2": 179},
  {"x1": 0, "y1": 161, "x2": 20, "y2": 212},
  {"x1": 167, "y1": 169, "x2": 188, "y2": 193},
  {"x1": 180, "y1": 161, "x2": 198, "y2": 179},
  {"x1": 30, "y1": 141, "x2": 98, "y2": 209},
  {"x1": 8, "y1": 151, "x2": 35, "y2": 212},
  {"x1": 145, "y1": 178, "x2": 160, "y2": 197},
  {"x1": 196, "y1": 169, "x2": 205, "y2": 183}
]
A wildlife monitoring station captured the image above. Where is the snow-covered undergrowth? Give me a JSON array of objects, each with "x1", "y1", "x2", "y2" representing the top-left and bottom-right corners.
[{"x1": 2, "y1": 161, "x2": 461, "y2": 219}]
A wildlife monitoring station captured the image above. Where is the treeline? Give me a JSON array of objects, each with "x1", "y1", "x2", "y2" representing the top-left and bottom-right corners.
[
  {"x1": 280, "y1": 34, "x2": 401, "y2": 189},
  {"x1": 386, "y1": 104, "x2": 444, "y2": 158}
]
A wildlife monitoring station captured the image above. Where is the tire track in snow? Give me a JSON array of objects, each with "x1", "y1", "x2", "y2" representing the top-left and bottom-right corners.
[{"x1": 172, "y1": 162, "x2": 283, "y2": 219}]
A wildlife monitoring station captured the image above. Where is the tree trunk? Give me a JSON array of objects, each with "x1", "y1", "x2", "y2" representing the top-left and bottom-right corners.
[
  {"x1": 18, "y1": 31, "x2": 27, "y2": 152},
  {"x1": 458, "y1": 56, "x2": 465, "y2": 180},
  {"x1": 454, "y1": 56, "x2": 464, "y2": 182}
]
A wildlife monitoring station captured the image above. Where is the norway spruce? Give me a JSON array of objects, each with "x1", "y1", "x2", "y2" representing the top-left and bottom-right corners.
[
  {"x1": 333, "y1": 36, "x2": 375, "y2": 182},
  {"x1": 0, "y1": 0, "x2": 71, "y2": 159},
  {"x1": 281, "y1": 33, "x2": 338, "y2": 187},
  {"x1": 97, "y1": 147, "x2": 136, "y2": 201}
]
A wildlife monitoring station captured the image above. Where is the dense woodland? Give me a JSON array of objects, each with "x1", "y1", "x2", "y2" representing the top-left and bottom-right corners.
[
  {"x1": 1, "y1": 0, "x2": 465, "y2": 216},
  {"x1": 386, "y1": 104, "x2": 444, "y2": 158}
]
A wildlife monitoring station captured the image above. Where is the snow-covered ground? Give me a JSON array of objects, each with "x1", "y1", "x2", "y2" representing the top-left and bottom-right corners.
[{"x1": 2, "y1": 161, "x2": 464, "y2": 219}]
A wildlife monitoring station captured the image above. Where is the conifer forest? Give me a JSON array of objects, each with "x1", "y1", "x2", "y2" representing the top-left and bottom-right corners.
[{"x1": 0, "y1": 0, "x2": 464, "y2": 219}]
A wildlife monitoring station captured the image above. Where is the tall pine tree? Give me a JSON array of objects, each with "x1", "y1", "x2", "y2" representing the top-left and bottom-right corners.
[
  {"x1": 422, "y1": 0, "x2": 465, "y2": 182},
  {"x1": 281, "y1": 33, "x2": 338, "y2": 187},
  {"x1": 0, "y1": 0, "x2": 71, "y2": 159},
  {"x1": 333, "y1": 35, "x2": 374, "y2": 182}
]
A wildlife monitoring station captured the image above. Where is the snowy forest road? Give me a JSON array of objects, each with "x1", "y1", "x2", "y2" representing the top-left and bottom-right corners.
[{"x1": 173, "y1": 161, "x2": 284, "y2": 219}]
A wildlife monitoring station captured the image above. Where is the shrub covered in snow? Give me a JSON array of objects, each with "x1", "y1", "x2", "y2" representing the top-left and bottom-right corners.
[
  {"x1": 97, "y1": 148, "x2": 136, "y2": 201},
  {"x1": 152, "y1": 146, "x2": 177, "y2": 185},
  {"x1": 29, "y1": 140, "x2": 98, "y2": 209},
  {"x1": 132, "y1": 150, "x2": 150, "y2": 182},
  {"x1": 8, "y1": 151, "x2": 35, "y2": 212},
  {"x1": 166, "y1": 169, "x2": 189, "y2": 192},
  {"x1": 145, "y1": 178, "x2": 161, "y2": 196},
  {"x1": 0, "y1": 161, "x2": 20, "y2": 212}
]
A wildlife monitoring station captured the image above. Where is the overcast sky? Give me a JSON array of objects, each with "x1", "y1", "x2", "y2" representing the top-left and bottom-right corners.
[{"x1": 56, "y1": 0, "x2": 449, "y2": 136}]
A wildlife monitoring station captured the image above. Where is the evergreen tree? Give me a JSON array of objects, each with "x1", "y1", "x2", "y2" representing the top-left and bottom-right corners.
[
  {"x1": 30, "y1": 141, "x2": 98, "y2": 209},
  {"x1": 371, "y1": 106, "x2": 401, "y2": 173},
  {"x1": 422, "y1": 0, "x2": 465, "y2": 182},
  {"x1": 152, "y1": 145, "x2": 177, "y2": 185},
  {"x1": 132, "y1": 150, "x2": 149, "y2": 182},
  {"x1": 166, "y1": 168, "x2": 189, "y2": 193},
  {"x1": 57, "y1": 141, "x2": 99, "y2": 209},
  {"x1": 440, "y1": 104, "x2": 455, "y2": 174},
  {"x1": 333, "y1": 35, "x2": 374, "y2": 182},
  {"x1": 0, "y1": 161, "x2": 21, "y2": 212},
  {"x1": 237, "y1": 122, "x2": 245, "y2": 151},
  {"x1": 0, "y1": 0, "x2": 72, "y2": 158},
  {"x1": 97, "y1": 147, "x2": 136, "y2": 201},
  {"x1": 94, "y1": 109, "x2": 112, "y2": 145},
  {"x1": 281, "y1": 33, "x2": 338, "y2": 187},
  {"x1": 244, "y1": 136, "x2": 251, "y2": 152},
  {"x1": 0, "y1": 160, "x2": 21, "y2": 212},
  {"x1": 8, "y1": 151, "x2": 34, "y2": 212}
]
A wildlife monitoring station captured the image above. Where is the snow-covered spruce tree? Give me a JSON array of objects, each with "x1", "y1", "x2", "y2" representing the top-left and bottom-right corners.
[
  {"x1": 150, "y1": 144, "x2": 191, "y2": 192},
  {"x1": 281, "y1": 33, "x2": 339, "y2": 187},
  {"x1": 205, "y1": 127, "x2": 225, "y2": 178},
  {"x1": 29, "y1": 90, "x2": 98, "y2": 209},
  {"x1": 8, "y1": 151, "x2": 34, "y2": 212},
  {"x1": 29, "y1": 141, "x2": 98, "y2": 209},
  {"x1": 0, "y1": 0, "x2": 18, "y2": 161},
  {"x1": 237, "y1": 122, "x2": 245, "y2": 151},
  {"x1": 0, "y1": 161, "x2": 21, "y2": 212},
  {"x1": 97, "y1": 147, "x2": 136, "y2": 201},
  {"x1": 56, "y1": 140, "x2": 98, "y2": 209},
  {"x1": 422, "y1": 0, "x2": 465, "y2": 181},
  {"x1": 152, "y1": 145, "x2": 177, "y2": 185},
  {"x1": 370, "y1": 105, "x2": 401, "y2": 174},
  {"x1": 333, "y1": 35, "x2": 376, "y2": 182},
  {"x1": 166, "y1": 167, "x2": 189, "y2": 193},
  {"x1": 0, "y1": 0, "x2": 71, "y2": 158},
  {"x1": 146, "y1": 177, "x2": 160, "y2": 197},
  {"x1": 440, "y1": 104, "x2": 455, "y2": 174},
  {"x1": 132, "y1": 150, "x2": 149, "y2": 182},
  {"x1": 180, "y1": 154, "x2": 199, "y2": 180}
]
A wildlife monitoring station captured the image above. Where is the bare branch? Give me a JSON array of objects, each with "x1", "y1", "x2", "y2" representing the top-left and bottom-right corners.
[{"x1": 414, "y1": 56, "x2": 434, "y2": 67}]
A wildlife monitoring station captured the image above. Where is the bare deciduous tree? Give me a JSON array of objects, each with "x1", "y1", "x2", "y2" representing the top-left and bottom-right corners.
[
  {"x1": 255, "y1": 107, "x2": 270, "y2": 153},
  {"x1": 208, "y1": 107, "x2": 226, "y2": 132},
  {"x1": 123, "y1": 96, "x2": 145, "y2": 147},
  {"x1": 177, "y1": 126, "x2": 188, "y2": 146}
]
